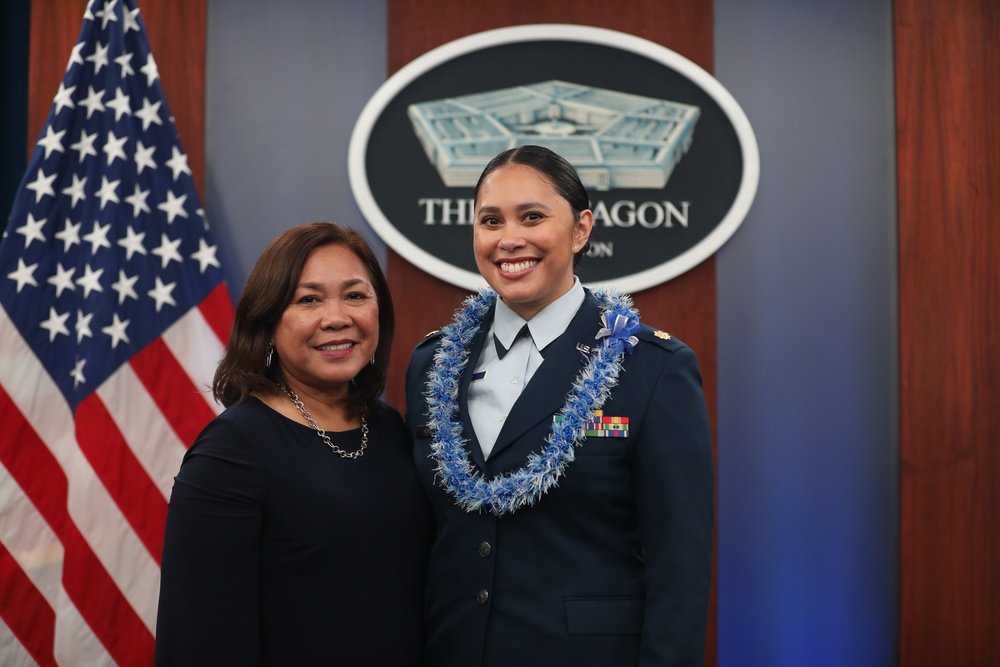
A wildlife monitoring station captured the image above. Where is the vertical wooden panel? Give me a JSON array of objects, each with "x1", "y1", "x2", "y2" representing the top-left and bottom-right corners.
[
  {"x1": 136, "y1": 0, "x2": 207, "y2": 199},
  {"x1": 27, "y1": 0, "x2": 79, "y2": 153},
  {"x1": 896, "y1": 0, "x2": 1000, "y2": 663},
  {"x1": 29, "y1": 0, "x2": 206, "y2": 199},
  {"x1": 385, "y1": 2, "x2": 716, "y2": 663}
]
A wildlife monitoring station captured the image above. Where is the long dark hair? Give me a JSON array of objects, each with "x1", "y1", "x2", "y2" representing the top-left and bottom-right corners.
[
  {"x1": 213, "y1": 222, "x2": 394, "y2": 417},
  {"x1": 473, "y1": 144, "x2": 592, "y2": 264}
]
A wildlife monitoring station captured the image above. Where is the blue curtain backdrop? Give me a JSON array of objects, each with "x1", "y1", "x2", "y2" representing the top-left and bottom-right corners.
[{"x1": 714, "y1": 1, "x2": 898, "y2": 665}]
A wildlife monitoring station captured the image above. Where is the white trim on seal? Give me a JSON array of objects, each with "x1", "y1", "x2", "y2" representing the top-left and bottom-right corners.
[{"x1": 348, "y1": 24, "x2": 760, "y2": 293}]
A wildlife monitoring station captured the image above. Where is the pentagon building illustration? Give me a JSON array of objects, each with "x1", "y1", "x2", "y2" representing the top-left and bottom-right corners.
[{"x1": 407, "y1": 80, "x2": 700, "y2": 190}]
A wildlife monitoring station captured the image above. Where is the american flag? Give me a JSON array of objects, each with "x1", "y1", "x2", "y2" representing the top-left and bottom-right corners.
[{"x1": 0, "y1": 1, "x2": 233, "y2": 664}]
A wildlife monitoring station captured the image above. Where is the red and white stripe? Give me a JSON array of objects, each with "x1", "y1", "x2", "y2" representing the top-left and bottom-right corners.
[{"x1": 0, "y1": 283, "x2": 233, "y2": 666}]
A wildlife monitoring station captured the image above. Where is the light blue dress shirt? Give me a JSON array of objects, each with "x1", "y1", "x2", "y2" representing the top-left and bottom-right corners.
[{"x1": 468, "y1": 278, "x2": 585, "y2": 459}]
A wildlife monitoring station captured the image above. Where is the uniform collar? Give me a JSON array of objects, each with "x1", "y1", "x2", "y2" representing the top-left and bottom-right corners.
[{"x1": 492, "y1": 277, "x2": 585, "y2": 351}]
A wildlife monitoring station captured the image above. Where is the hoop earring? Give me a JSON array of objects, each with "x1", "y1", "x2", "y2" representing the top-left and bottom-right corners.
[{"x1": 266, "y1": 343, "x2": 274, "y2": 368}]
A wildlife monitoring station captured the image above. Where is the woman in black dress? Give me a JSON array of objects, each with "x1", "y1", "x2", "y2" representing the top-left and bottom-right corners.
[{"x1": 155, "y1": 222, "x2": 431, "y2": 666}]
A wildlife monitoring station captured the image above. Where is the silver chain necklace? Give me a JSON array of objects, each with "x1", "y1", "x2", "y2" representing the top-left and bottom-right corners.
[{"x1": 279, "y1": 383, "x2": 368, "y2": 459}]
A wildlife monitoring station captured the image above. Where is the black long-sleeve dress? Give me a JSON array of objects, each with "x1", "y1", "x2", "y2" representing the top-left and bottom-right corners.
[{"x1": 155, "y1": 397, "x2": 432, "y2": 666}]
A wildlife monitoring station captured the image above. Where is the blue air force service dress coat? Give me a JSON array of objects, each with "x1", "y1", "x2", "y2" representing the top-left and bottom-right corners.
[{"x1": 405, "y1": 290, "x2": 714, "y2": 667}]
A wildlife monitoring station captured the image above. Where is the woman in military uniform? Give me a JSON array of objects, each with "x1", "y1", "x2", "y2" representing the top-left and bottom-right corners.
[{"x1": 405, "y1": 145, "x2": 714, "y2": 667}]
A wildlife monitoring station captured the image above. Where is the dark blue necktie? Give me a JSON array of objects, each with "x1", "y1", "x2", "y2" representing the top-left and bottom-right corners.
[
  {"x1": 494, "y1": 324, "x2": 528, "y2": 360},
  {"x1": 495, "y1": 325, "x2": 554, "y2": 359}
]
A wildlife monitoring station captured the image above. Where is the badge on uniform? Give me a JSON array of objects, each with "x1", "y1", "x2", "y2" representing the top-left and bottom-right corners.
[{"x1": 553, "y1": 410, "x2": 629, "y2": 438}]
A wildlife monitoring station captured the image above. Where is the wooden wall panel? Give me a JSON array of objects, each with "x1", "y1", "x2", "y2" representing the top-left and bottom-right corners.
[
  {"x1": 384, "y1": 2, "x2": 716, "y2": 412},
  {"x1": 385, "y1": 2, "x2": 717, "y2": 663},
  {"x1": 896, "y1": 0, "x2": 1000, "y2": 663},
  {"x1": 29, "y1": 0, "x2": 206, "y2": 198}
]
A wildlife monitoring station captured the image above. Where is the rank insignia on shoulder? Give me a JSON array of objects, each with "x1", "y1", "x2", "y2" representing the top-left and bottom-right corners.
[
  {"x1": 423, "y1": 329, "x2": 440, "y2": 338},
  {"x1": 654, "y1": 330, "x2": 672, "y2": 340}
]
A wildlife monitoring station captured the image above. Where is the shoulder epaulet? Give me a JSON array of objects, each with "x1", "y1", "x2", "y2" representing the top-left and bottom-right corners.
[
  {"x1": 635, "y1": 325, "x2": 684, "y2": 352},
  {"x1": 413, "y1": 328, "x2": 445, "y2": 352}
]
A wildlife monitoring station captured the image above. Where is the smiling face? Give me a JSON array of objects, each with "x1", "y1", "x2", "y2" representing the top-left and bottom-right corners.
[
  {"x1": 272, "y1": 243, "x2": 379, "y2": 400},
  {"x1": 473, "y1": 164, "x2": 593, "y2": 320}
]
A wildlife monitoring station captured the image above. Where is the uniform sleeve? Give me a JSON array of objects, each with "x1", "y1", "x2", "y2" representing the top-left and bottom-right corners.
[
  {"x1": 404, "y1": 352, "x2": 423, "y2": 430},
  {"x1": 634, "y1": 345, "x2": 714, "y2": 667},
  {"x1": 154, "y1": 415, "x2": 266, "y2": 667},
  {"x1": 404, "y1": 334, "x2": 439, "y2": 431}
]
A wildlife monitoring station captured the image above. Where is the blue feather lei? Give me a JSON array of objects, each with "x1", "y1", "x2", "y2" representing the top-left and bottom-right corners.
[{"x1": 423, "y1": 288, "x2": 640, "y2": 516}]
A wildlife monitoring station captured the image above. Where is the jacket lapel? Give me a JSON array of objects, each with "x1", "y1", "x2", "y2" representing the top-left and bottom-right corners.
[
  {"x1": 489, "y1": 293, "x2": 602, "y2": 462},
  {"x1": 458, "y1": 307, "x2": 493, "y2": 470}
]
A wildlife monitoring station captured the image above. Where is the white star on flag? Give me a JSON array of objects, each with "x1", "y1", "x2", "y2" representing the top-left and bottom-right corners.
[
  {"x1": 71, "y1": 129, "x2": 99, "y2": 162},
  {"x1": 124, "y1": 182, "x2": 151, "y2": 216},
  {"x1": 55, "y1": 218, "x2": 83, "y2": 250},
  {"x1": 25, "y1": 168, "x2": 58, "y2": 202},
  {"x1": 83, "y1": 220, "x2": 113, "y2": 253},
  {"x1": 157, "y1": 189, "x2": 188, "y2": 223},
  {"x1": 104, "y1": 130, "x2": 129, "y2": 165},
  {"x1": 71, "y1": 357, "x2": 87, "y2": 386},
  {"x1": 115, "y1": 52, "x2": 136, "y2": 77},
  {"x1": 165, "y1": 146, "x2": 192, "y2": 180},
  {"x1": 134, "y1": 96, "x2": 162, "y2": 130},
  {"x1": 47, "y1": 262, "x2": 77, "y2": 297},
  {"x1": 118, "y1": 224, "x2": 148, "y2": 258},
  {"x1": 40, "y1": 306, "x2": 72, "y2": 341},
  {"x1": 106, "y1": 86, "x2": 133, "y2": 120},
  {"x1": 17, "y1": 213, "x2": 48, "y2": 248},
  {"x1": 79, "y1": 84, "x2": 107, "y2": 118},
  {"x1": 54, "y1": 82, "x2": 77, "y2": 113},
  {"x1": 37, "y1": 125, "x2": 67, "y2": 158},
  {"x1": 62, "y1": 172, "x2": 89, "y2": 207},
  {"x1": 7, "y1": 258, "x2": 39, "y2": 292}
]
